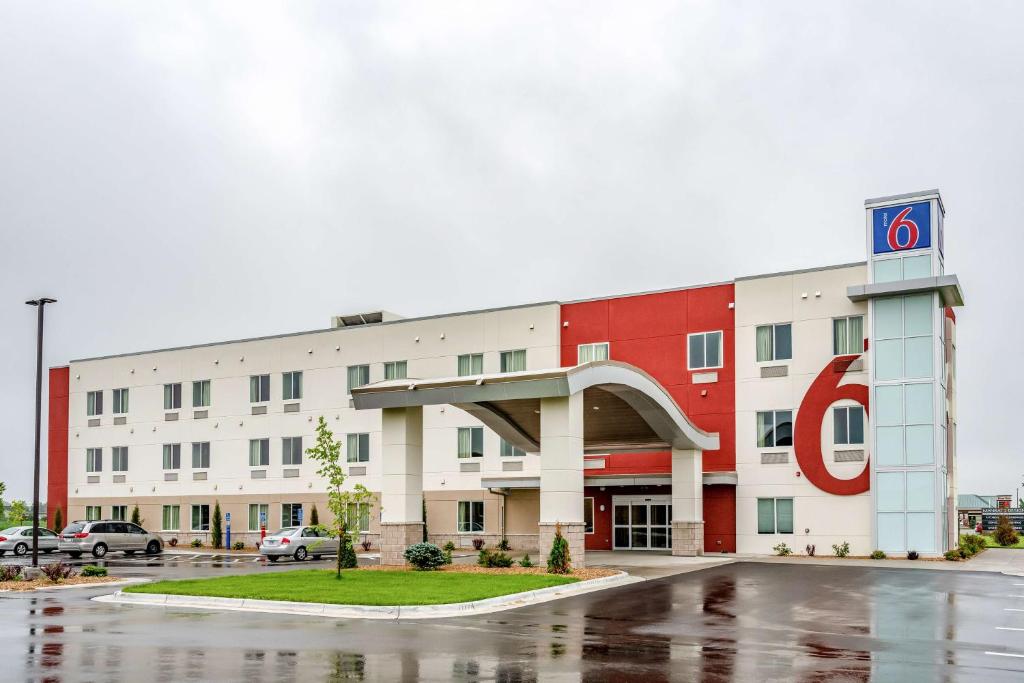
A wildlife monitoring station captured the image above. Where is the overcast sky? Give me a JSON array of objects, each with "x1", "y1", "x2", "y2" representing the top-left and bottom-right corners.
[{"x1": 1, "y1": 2, "x2": 1021, "y2": 501}]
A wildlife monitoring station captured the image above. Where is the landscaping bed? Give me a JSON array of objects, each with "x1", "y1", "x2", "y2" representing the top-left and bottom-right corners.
[{"x1": 0, "y1": 576, "x2": 121, "y2": 592}]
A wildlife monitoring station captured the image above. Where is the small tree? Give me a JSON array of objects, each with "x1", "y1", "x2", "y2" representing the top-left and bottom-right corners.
[
  {"x1": 52, "y1": 506, "x2": 63, "y2": 532},
  {"x1": 130, "y1": 504, "x2": 142, "y2": 526},
  {"x1": 310, "y1": 504, "x2": 320, "y2": 526},
  {"x1": 306, "y1": 416, "x2": 376, "y2": 579},
  {"x1": 0, "y1": 481, "x2": 6, "y2": 523},
  {"x1": 8, "y1": 500, "x2": 28, "y2": 526},
  {"x1": 211, "y1": 501, "x2": 223, "y2": 549},
  {"x1": 547, "y1": 522, "x2": 572, "y2": 574},
  {"x1": 995, "y1": 515, "x2": 1020, "y2": 546}
]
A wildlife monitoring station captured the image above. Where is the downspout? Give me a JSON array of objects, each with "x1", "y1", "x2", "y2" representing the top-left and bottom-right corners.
[{"x1": 488, "y1": 488, "x2": 510, "y2": 541}]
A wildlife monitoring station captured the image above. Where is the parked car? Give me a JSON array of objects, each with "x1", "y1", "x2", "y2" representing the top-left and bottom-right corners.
[
  {"x1": 259, "y1": 526, "x2": 337, "y2": 562},
  {"x1": 58, "y1": 520, "x2": 163, "y2": 558},
  {"x1": 0, "y1": 526, "x2": 59, "y2": 556}
]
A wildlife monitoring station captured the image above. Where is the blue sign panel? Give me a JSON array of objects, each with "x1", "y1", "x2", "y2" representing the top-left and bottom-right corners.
[
  {"x1": 872, "y1": 201, "x2": 931, "y2": 254},
  {"x1": 225, "y1": 512, "x2": 231, "y2": 523}
]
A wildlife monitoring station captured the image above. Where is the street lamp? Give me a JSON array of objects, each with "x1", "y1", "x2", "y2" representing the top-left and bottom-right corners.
[{"x1": 26, "y1": 297, "x2": 56, "y2": 568}]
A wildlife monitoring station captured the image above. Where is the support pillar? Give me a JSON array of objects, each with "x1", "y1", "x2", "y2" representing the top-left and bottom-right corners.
[
  {"x1": 380, "y1": 406, "x2": 423, "y2": 566},
  {"x1": 672, "y1": 448, "x2": 704, "y2": 556},
  {"x1": 538, "y1": 393, "x2": 586, "y2": 568}
]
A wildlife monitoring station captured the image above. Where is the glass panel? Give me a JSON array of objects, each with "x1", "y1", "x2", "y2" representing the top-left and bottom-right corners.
[
  {"x1": 906, "y1": 513, "x2": 936, "y2": 552},
  {"x1": 471, "y1": 428, "x2": 483, "y2": 458},
  {"x1": 457, "y1": 428, "x2": 472, "y2": 458},
  {"x1": 874, "y1": 339, "x2": 904, "y2": 380},
  {"x1": 833, "y1": 318, "x2": 847, "y2": 356},
  {"x1": 874, "y1": 298, "x2": 903, "y2": 339},
  {"x1": 905, "y1": 336, "x2": 933, "y2": 378},
  {"x1": 877, "y1": 512, "x2": 905, "y2": 551},
  {"x1": 903, "y1": 254, "x2": 931, "y2": 280},
  {"x1": 906, "y1": 471, "x2": 935, "y2": 511},
  {"x1": 650, "y1": 505, "x2": 669, "y2": 526},
  {"x1": 905, "y1": 383, "x2": 933, "y2": 424},
  {"x1": 756, "y1": 325, "x2": 772, "y2": 362},
  {"x1": 650, "y1": 528, "x2": 668, "y2": 549},
  {"x1": 583, "y1": 499, "x2": 594, "y2": 533},
  {"x1": 905, "y1": 425, "x2": 934, "y2": 465},
  {"x1": 876, "y1": 472, "x2": 905, "y2": 512},
  {"x1": 593, "y1": 343, "x2": 609, "y2": 361},
  {"x1": 874, "y1": 259, "x2": 903, "y2": 283},
  {"x1": 614, "y1": 505, "x2": 629, "y2": 526},
  {"x1": 757, "y1": 499, "x2": 775, "y2": 534},
  {"x1": 774, "y1": 411, "x2": 793, "y2": 447},
  {"x1": 775, "y1": 499, "x2": 794, "y2": 533},
  {"x1": 757, "y1": 412, "x2": 773, "y2": 448},
  {"x1": 847, "y1": 316, "x2": 863, "y2": 354},
  {"x1": 631, "y1": 527, "x2": 648, "y2": 549},
  {"x1": 706, "y1": 332, "x2": 721, "y2": 367},
  {"x1": 688, "y1": 335, "x2": 705, "y2": 369},
  {"x1": 614, "y1": 527, "x2": 630, "y2": 548},
  {"x1": 848, "y1": 406, "x2": 864, "y2": 444},
  {"x1": 876, "y1": 426, "x2": 903, "y2": 465},
  {"x1": 833, "y1": 408, "x2": 848, "y2": 445},
  {"x1": 874, "y1": 385, "x2": 903, "y2": 426},
  {"x1": 904, "y1": 294, "x2": 933, "y2": 336},
  {"x1": 631, "y1": 505, "x2": 648, "y2": 526},
  {"x1": 775, "y1": 324, "x2": 792, "y2": 360}
]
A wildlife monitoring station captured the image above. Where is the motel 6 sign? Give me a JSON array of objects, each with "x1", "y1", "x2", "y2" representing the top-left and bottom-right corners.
[{"x1": 872, "y1": 201, "x2": 931, "y2": 254}]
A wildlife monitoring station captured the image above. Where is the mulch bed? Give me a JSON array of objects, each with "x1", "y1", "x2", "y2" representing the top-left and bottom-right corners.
[
  {"x1": 0, "y1": 576, "x2": 121, "y2": 592},
  {"x1": 360, "y1": 564, "x2": 619, "y2": 581}
]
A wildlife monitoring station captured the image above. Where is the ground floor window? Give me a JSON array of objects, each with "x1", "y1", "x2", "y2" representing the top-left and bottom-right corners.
[
  {"x1": 346, "y1": 503, "x2": 371, "y2": 532},
  {"x1": 458, "y1": 501, "x2": 484, "y2": 533},
  {"x1": 584, "y1": 497, "x2": 595, "y2": 534},
  {"x1": 111, "y1": 505, "x2": 127, "y2": 521},
  {"x1": 162, "y1": 505, "x2": 180, "y2": 531},
  {"x1": 191, "y1": 504, "x2": 210, "y2": 532},
  {"x1": 757, "y1": 498, "x2": 794, "y2": 534},
  {"x1": 282, "y1": 503, "x2": 303, "y2": 528},
  {"x1": 249, "y1": 503, "x2": 268, "y2": 531},
  {"x1": 85, "y1": 506, "x2": 101, "y2": 521}
]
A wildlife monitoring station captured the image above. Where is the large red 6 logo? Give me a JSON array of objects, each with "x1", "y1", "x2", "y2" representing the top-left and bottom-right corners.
[
  {"x1": 793, "y1": 355, "x2": 869, "y2": 495},
  {"x1": 886, "y1": 206, "x2": 920, "y2": 250}
]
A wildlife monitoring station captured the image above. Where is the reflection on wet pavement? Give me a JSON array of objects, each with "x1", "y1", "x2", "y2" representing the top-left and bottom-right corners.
[{"x1": 5, "y1": 562, "x2": 1024, "y2": 681}]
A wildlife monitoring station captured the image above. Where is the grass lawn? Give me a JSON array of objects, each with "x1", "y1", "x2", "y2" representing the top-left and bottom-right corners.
[
  {"x1": 124, "y1": 569, "x2": 579, "y2": 606},
  {"x1": 982, "y1": 535, "x2": 1024, "y2": 549}
]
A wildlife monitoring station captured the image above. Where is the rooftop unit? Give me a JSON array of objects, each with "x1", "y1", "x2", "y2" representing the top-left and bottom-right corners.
[{"x1": 330, "y1": 310, "x2": 403, "y2": 328}]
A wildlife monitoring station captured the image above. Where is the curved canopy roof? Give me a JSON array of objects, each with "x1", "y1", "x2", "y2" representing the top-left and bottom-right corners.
[{"x1": 351, "y1": 361, "x2": 719, "y2": 454}]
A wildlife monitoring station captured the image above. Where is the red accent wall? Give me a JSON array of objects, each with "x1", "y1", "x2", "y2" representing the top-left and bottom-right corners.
[{"x1": 47, "y1": 367, "x2": 70, "y2": 529}]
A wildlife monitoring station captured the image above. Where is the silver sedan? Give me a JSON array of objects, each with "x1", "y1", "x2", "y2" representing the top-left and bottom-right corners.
[
  {"x1": 0, "y1": 526, "x2": 59, "y2": 556},
  {"x1": 259, "y1": 526, "x2": 337, "y2": 562}
]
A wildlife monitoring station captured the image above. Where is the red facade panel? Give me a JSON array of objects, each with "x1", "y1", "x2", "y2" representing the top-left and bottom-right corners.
[
  {"x1": 47, "y1": 366, "x2": 70, "y2": 529},
  {"x1": 703, "y1": 485, "x2": 736, "y2": 553}
]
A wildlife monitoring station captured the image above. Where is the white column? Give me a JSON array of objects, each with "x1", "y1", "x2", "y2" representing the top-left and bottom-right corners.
[
  {"x1": 672, "y1": 447, "x2": 704, "y2": 556},
  {"x1": 539, "y1": 393, "x2": 586, "y2": 567},
  {"x1": 380, "y1": 406, "x2": 423, "y2": 565}
]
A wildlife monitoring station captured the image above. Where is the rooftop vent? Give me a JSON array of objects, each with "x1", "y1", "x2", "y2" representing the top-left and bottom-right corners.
[{"x1": 331, "y1": 310, "x2": 402, "y2": 328}]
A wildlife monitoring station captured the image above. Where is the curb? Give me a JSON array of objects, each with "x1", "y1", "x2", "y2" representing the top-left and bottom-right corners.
[
  {"x1": 92, "y1": 572, "x2": 641, "y2": 619},
  {"x1": 1, "y1": 577, "x2": 149, "y2": 594}
]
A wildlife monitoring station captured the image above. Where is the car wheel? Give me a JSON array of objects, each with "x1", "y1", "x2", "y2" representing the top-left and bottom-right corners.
[
  {"x1": 92, "y1": 543, "x2": 108, "y2": 559},
  {"x1": 147, "y1": 541, "x2": 161, "y2": 555},
  {"x1": 267, "y1": 555, "x2": 279, "y2": 563},
  {"x1": 14, "y1": 543, "x2": 28, "y2": 556},
  {"x1": 294, "y1": 547, "x2": 308, "y2": 561},
  {"x1": 68, "y1": 551, "x2": 82, "y2": 559}
]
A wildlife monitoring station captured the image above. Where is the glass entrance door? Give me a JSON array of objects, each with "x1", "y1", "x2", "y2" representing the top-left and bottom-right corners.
[{"x1": 612, "y1": 497, "x2": 672, "y2": 550}]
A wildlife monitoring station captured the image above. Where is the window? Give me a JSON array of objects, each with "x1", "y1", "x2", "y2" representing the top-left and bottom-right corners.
[
  {"x1": 500, "y1": 438, "x2": 525, "y2": 457},
  {"x1": 112, "y1": 446, "x2": 128, "y2": 472},
  {"x1": 757, "y1": 498, "x2": 794, "y2": 534},
  {"x1": 834, "y1": 406, "x2": 865, "y2": 445},
  {"x1": 192, "y1": 380, "x2": 211, "y2": 408},
  {"x1": 191, "y1": 504, "x2": 210, "y2": 532},
  {"x1": 111, "y1": 505, "x2": 127, "y2": 521},
  {"x1": 192, "y1": 442, "x2": 210, "y2": 469},
  {"x1": 85, "y1": 506, "x2": 101, "y2": 521},
  {"x1": 457, "y1": 353, "x2": 484, "y2": 376},
  {"x1": 248, "y1": 503, "x2": 268, "y2": 531},
  {"x1": 577, "y1": 342, "x2": 610, "y2": 364},
  {"x1": 86, "y1": 448, "x2": 102, "y2": 473},
  {"x1": 162, "y1": 444, "x2": 181, "y2": 470},
  {"x1": 833, "y1": 315, "x2": 864, "y2": 355},
  {"x1": 756, "y1": 323, "x2": 792, "y2": 362},
  {"x1": 163, "y1": 383, "x2": 182, "y2": 410},
  {"x1": 347, "y1": 433, "x2": 369, "y2": 463},
  {"x1": 458, "y1": 427, "x2": 484, "y2": 458},
  {"x1": 250, "y1": 375, "x2": 270, "y2": 403},
  {"x1": 346, "y1": 503, "x2": 371, "y2": 532},
  {"x1": 282, "y1": 437, "x2": 303, "y2": 465},
  {"x1": 87, "y1": 390, "x2": 103, "y2": 416},
  {"x1": 162, "y1": 505, "x2": 180, "y2": 531},
  {"x1": 458, "y1": 501, "x2": 484, "y2": 533},
  {"x1": 384, "y1": 360, "x2": 407, "y2": 380},
  {"x1": 112, "y1": 388, "x2": 129, "y2": 414},
  {"x1": 282, "y1": 503, "x2": 303, "y2": 527},
  {"x1": 249, "y1": 439, "x2": 270, "y2": 467},
  {"x1": 347, "y1": 365, "x2": 370, "y2": 392},
  {"x1": 584, "y1": 497, "x2": 595, "y2": 534},
  {"x1": 283, "y1": 371, "x2": 302, "y2": 400},
  {"x1": 500, "y1": 349, "x2": 526, "y2": 373},
  {"x1": 688, "y1": 331, "x2": 723, "y2": 370},
  {"x1": 757, "y1": 410, "x2": 793, "y2": 448}
]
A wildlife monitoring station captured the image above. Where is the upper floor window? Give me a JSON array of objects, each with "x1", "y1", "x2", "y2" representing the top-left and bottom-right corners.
[
  {"x1": 834, "y1": 406, "x2": 865, "y2": 445},
  {"x1": 282, "y1": 436, "x2": 303, "y2": 466},
  {"x1": 347, "y1": 365, "x2": 370, "y2": 393},
  {"x1": 757, "y1": 410, "x2": 793, "y2": 448},
  {"x1": 112, "y1": 388, "x2": 129, "y2": 414},
  {"x1": 162, "y1": 444, "x2": 181, "y2": 470},
  {"x1": 756, "y1": 324, "x2": 792, "y2": 362},
  {"x1": 500, "y1": 438, "x2": 525, "y2": 457},
  {"x1": 687, "y1": 331, "x2": 723, "y2": 370},
  {"x1": 87, "y1": 391, "x2": 103, "y2": 416},
  {"x1": 458, "y1": 427, "x2": 484, "y2": 459},
  {"x1": 249, "y1": 439, "x2": 270, "y2": 467},
  {"x1": 163, "y1": 383, "x2": 182, "y2": 410},
  {"x1": 384, "y1": 360, "x2": 407, "y2": 380},
  {"x1": 250, "y1": 375, "x2": 270, "y2": 403},
  {"x1": 86, "y1": 447, "x2": 102, "y2": 473},
  {"x1": 283, "y1": 371, "x2": 302, "y2": 400},
  {"x1": 457, "y1": 353, "x2": 484, "y2": 376},
  {"x1": 833, "y1": 315, "x2": 864, "y2": 356},
  {"x1": 500, "y1": 349, "x2": 526, "y2": 373},
  {"x1": 112, "y1": 446, "x2": 128, "y2": 472},
  {"x1": 577, "y1": 342, "x2": 610, "y2": 364},
  {"x1": 192, "y1": 380, "x2": 211, "y2": 408},
  {"x1": 347, "y1": 433, "x2": 370, "y2": 463},
  {"x1": 192, "y1": 442, "x2": 211, "y2": 469}
]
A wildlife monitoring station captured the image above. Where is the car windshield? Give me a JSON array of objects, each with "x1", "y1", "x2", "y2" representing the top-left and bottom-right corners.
[
  {"x1": 62, "y1": 523, "x2": 86, "y2": 534},
  {"x1": 0, "y1": 527, "x2": 21, "y2": 535},
  {"x1": 271, "y1": 528, "x2": 298, "y2": 537}
]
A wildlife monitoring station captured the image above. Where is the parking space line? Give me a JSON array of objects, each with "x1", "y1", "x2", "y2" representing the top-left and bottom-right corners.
[
  {"x1": 1004, "y1": 608, "x2": 1024, "y2": 612},
  {"x1": 997, "y1": 627, "x2": 1024, "y2": 632},
  {"x1": 986, "y1": 652, "x2": 1024, "y2": 659}
]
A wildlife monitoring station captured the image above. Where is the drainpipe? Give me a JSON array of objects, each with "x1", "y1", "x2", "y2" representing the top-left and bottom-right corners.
[{"x1": 488, "y1": 488, "x2": 510, "y2": 541}]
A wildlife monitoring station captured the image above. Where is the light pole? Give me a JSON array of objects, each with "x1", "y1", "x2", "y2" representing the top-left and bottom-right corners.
[{"x1": 26, "y1": 297, "x2": 56, "y2": 568}]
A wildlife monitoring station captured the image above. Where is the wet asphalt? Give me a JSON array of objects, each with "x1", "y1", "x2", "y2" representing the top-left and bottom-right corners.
[{"x1": 4, "y1": 555, "x2": 1024, "y2": 682}]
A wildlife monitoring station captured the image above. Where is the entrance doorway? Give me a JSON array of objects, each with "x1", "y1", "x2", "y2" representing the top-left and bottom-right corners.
[{"x1": 612, "y1": 495, "x2": 672, "y2": 550}]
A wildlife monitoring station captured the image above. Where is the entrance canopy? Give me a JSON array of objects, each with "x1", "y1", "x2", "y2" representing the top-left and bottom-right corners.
[{"x1": 351, "y1": 361, "x2": 719, "y2": 454}]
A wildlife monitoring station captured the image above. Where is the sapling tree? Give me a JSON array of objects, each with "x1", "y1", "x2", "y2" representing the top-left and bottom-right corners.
[
  {"x1": 212, "y1": 501, "x2": 223, "y2": 549},
  {"x1": 7, "y1": 500, "x2": 28, "y2": 526},
  {"x1": 130, "y1": 505, "x2": 142, "y2": 526},
  {"x1": 306, "y1": 416, "x2": 376, "y2": 579}
]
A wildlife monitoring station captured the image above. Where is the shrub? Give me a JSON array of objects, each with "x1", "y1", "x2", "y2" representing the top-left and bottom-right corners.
[
  {"x1": 232, "y1": 541, "x2": 245, "y2": 551},
  {"x1": 404, "y1": 542, "x2": 445, "y2": 571},
  {"x1": 81, "y1": 565, "x2": 108, "y2": 577},
  {"x1": 211, "y1": 502, "x2": 223, "y2": 549},
  {"x1": 772, "y1": 542, "x2": 792, "y2": 556},
  {"x1": 870, "y1": 550, "x2": 886, "y2": 560},
  {"x1": 169, "y1": 538, "x2": 178, "y2": 547},
  {"x1": 472, "y1": 538, "x2": 485, "y2": 551},
  {"x1": 496, "y1": 538, "x2": 511, "y2": 551},
  {"x1": 310, "y1": 505, "x2": 319, "y2": 526},
  {"x1": 547, "y1": 523, "x2": 572, "y2": 575},
  {"x1": 832, "y1": 541, "x2": 850, "y2": 558},
  {"x1": 519, "y1": 554, "x2": 534, "y2": 568},
  {"x1": 0, "y1": 565, "x2": 22, "y2": 582},
  {"x1": 339, "y1": 536, "x2": 358, "y2": 569},
  {"x1": 477, "y1": 549, "x2": 492, "y2": 566},
  {"x1": 959, "y1": 533, "x2": 987, "y2": 556},
  {"x1": 906, "y1": 550, "x2": 919, "y2": 560},
  {"x1": 52, "y1": 506, "x2": 63, "y2": 534},
  {"x1": 944, "y1": 549, "x2": 961, "y2": 561},
  {"x1": 442, "y1": 541, "x2": 455, "y2": 565},
  {"x1": 477, "y1": 549, "x2": 513, "y2": 568},
  {"x1": 41, "y1": 561, "x2": 76, "y2": 583},
  {"x1": 360, "y1": 538, "x2": 372, "y2": 552},
  {"x1": 443, "y1": 541, "x2": 456, "y2": 552},
  {"x1": 805, "y1": 544, "x2": 816, "y2": 557},
  {"x1": 995, "y1": 516, "x2": 1020, "y2": 547},
  {"x1": 190, "y1": 538, "x2": 202, "y2": 548}
]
